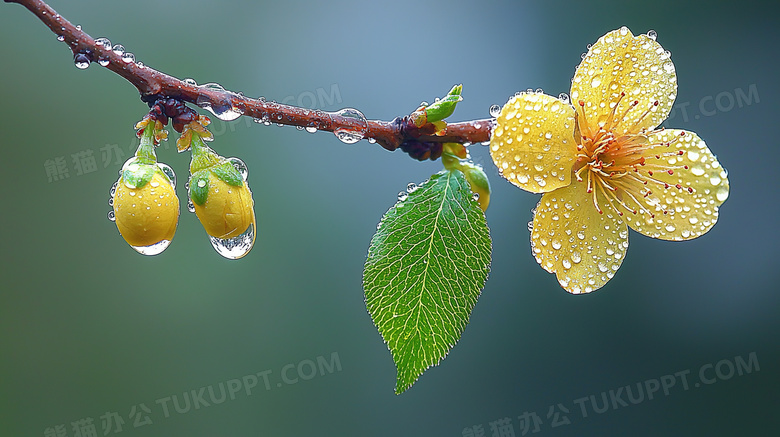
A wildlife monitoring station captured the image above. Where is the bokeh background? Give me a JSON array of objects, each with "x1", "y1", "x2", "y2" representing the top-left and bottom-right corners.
[{"x1": 1, "y1": 0, "x2": 778, "y2": 435}]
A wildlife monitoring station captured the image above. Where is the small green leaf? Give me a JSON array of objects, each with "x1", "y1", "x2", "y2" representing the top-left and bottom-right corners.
[
  {"x1": 189, "y1": 171, "x2": 210, "y2": 205},
  {"x1": 210, "y1": 161, "x2": 244, "y2": 187},
  {"x1": 363, "y1": 170, "x2": 491, "y2": 394},
  {"x1": 121, "y1": 162, "x2": 155, "y2": 190},
  {"x1": 424, "y1": 84, "x2": 463, "y2": 124}
]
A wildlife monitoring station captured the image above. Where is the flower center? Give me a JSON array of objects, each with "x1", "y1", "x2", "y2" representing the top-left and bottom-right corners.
[{"x1": 572, "y1": 93, "x2": 692, "y2": 218}]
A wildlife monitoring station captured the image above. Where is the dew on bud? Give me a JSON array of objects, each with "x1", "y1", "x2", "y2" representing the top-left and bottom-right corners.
[
  {"x1": 227, "y1": 157, "x2": 249, "y2": 181},
  {"x1": 647, "y1": 30, "x2": 657, "y2": 40},
  {"x1": 333, "y1": 108, "x2": 367, "y2": 144},
  {"x1": 489, "y1": 104, "x2": 501, "y2": 118},
  {"x1": 210, "y1": 223, "x2": 255, "y2": 259},
  {"x1": 107, "y1": 210, "x2": 116, "y2": 222},
  {"x1": 158, "y1": 163, "x2": 176, "y2": 187}
]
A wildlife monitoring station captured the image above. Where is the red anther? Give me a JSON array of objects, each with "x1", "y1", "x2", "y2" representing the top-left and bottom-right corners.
[
  {"x1": 578, "y1": 100, "x2": 585, "y2": 106},
  {"x1": 677, "y1": 150, "x2": 684, "y2": 155},
  {"x1": 653, "y1": 100, "x2": 659, "y2": 106},
  {"x1": 663, "y1": 210, "x2": 668, "y2": 215},
  {"x1": 655, "y1": 155, "x2": 661, "y2": 159},
  {"x1": 587, "y1": 189, "x2": 593, "y2": 193},
  {"x1": 683, "y1": 165, "x2": 689, "y2": 169},
  {"x1": 675, "y1": 184, "x2": 682, "y2": 189},
  {"x1": 618, "y1": 211, "x2": 624, "y2": 216},
  {"x1": 639, "y1": 157, "x2": 646, "y2": 165},
  {"x1": 667, "y1": 169, "x2": 674, "y2": 175},
  {"x1": 650, "y1": 214, "x2": 655, "y2": 218},
  {"x1": 680, "y1": 131, "x2": 686, "y2": 136},
  {"x1": 633, "y1": 100, "x2": 639, "y2": 105},
  {"x1": 687, "y1": 187, "x2": 694, "y2": 193},
  {"x1": 598, "y1": 210, "x2": 604, "y2": 214},
  {"x1": 664, "y1": 183, "x2": 670, "y2": 189},
  {"x1": 648, "y1": 170, "x2": 654, "y2": 176}
]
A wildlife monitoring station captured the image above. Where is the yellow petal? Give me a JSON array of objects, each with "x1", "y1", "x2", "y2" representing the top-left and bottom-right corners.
[
  {"x1": 620, "y1": 129, "x2": 729, "y2": 241},
  {"x1": 531, "y1": 181, "x2": 628, "y2": 294},
  {"x1": 490, "y1": 92, "x2": 577, "y2": 193},
  {"x1": 570, "y1": 27, "x2": 677, "y2": 135},
  {"x1": 194, "y1": 174, "x2": 255, "y2": 239},
  {"x1": 115, "y1": 172, "x2": 180, "y2": 248}
]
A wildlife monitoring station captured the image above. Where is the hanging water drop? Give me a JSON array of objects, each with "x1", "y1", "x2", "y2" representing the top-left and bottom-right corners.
[
  {"x1": 56, "y1": 34, "x2": 65, "y2": 42},
  {"x1": 108, "y1": 197, "x2": 114, "y2": 207},
  {"x1": 367, "y1": 137, "x2": 376, "y2": 144},
  {"x1": 227, "y1": 157, "x2": 249, "y2": 181},
  {"x1": 489, "y1": 104, "x2": 501, "y2": 118},
  {"x1": 558, "y1": 93, "x2": 570, "y2": 104},
  {"x1": 107, "y1": 210, "x2": 116, "y2": 222},
  {"x1": 210, "y1": 223, "x2": 255, "y2": 259},
  {"x1": 131, "y1": 240, "x2": 172, "y2": 256},
  {"x1": 187, "y1": 199, "x2": 195, "y2": 213},
  {"x1": 305, "y1": 126, "x2": 317, "y2": 133},
  {"x1": 97, "y1": 57, "x2": 109, "y2": 67},
  {"x1": 74, "y1": 52, "x2": 91, "y2": 70}
]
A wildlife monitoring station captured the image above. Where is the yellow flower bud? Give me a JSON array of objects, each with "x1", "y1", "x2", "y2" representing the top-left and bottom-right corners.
[
  {"x1": 114, "y1": 171, "x2": 179, "y2": 252},
  {"x1": 193, "y1": 172, "x2": 255, "y2": 239}
]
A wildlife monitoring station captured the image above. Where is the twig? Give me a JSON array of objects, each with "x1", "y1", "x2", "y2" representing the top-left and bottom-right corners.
[{"x1": 5, "y1": 0, "x2": 493, "y2": 154}]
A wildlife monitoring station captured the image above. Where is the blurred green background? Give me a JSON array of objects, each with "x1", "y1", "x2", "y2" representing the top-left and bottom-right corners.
[{"x1": 1, "y1": 0, "x2": 778, "y2": 435}]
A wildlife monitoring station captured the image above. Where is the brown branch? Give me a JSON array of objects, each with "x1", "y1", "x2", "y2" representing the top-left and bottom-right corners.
[{"x1": 5, "y1": 0, "x2": 493, "y2": 154}]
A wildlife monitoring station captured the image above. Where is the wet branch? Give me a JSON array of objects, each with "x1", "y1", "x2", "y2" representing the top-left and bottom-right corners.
[{"x1": 6, "y1": 0, "x2": 493, "y2": 154}]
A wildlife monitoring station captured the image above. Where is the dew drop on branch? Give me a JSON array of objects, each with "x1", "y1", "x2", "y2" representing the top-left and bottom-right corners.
[
  {"x1": 112, "y1": 44, "x2": 125, "y2": 55},
  {"x1": 56, "y1": 35, "x2": 65, "y2": 42},
  {"x1": 333, "y1": 108, "x2": 367, "y2": 144},
  {"x1": 121, "y1": 52, "x2": 135, "y2": 63},
  {"x1": 95, "y1": 37, "x2": 111, "y2": 48},
  {"x1": 305, "y1": 126, "x2": 318, "y2": 133},
  {"x1": 489, "y1": 104, "x2": 501, "y2": 118}
]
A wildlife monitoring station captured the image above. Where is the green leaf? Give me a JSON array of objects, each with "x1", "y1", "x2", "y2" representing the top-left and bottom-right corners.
[
  {"x1": 210, "y1": 161, "x2": 244, "y2": 187},
  {"x1": 363, "y1": 170, "x2": 491, "y2": 394},
  {"x1": 189, "y1": 170, "x2": 210, "y2": 205},
  {"x1": 424, "y1": 84, "x2": 463, "y2": 124}
]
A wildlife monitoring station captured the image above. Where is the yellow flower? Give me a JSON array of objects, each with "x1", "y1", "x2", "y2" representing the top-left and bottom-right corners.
[
  {"x1": 114, "y1": 170, "x2": 179, "y2": 251},
  {"x1": 490, "y1": 27, "x2": 730, "y2": 294},
  {"x1": 193, "y1": 172, "x2": 255, "y2": 239}
]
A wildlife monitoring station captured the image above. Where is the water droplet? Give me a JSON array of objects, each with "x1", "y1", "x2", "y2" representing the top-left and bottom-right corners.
[
  {"x1": 107, "y1": 210, "x2": 116, "y2": 222},
  {"x1": 95, "y1": 37, "x2": 111, "y2": 48},
  {"x1": 647, "y1": 30, "x2": 657, "y2": 40},
  {"x1": 76, "y1": 25, "x2": 82, "y2": 31},
  {"x1": 112, "y1": 44, "x2": 125, "y2": 55},
  {"x1": 472, "y1": 192, "x2": 480, "y2": 201},
  {"x1": 716, "y1": 187, "x2": 729, "y2": 202},
  {"x1": 397, "y1": 191, "x2": 408, "y2": 202},
  {"x1": 136, "y1": 61, "x2": 144, "y2": 68},
  {"x1": 210, "y1": 223, "x2": 255, "y2": 259},
  {"x1": 97, "y1": 57, "x2": 109, "y2": 67},
  {"x1": 407, "y1": 183, "x2": 418, "y2": 193},
  {"x1": 367, "y1": 137, "x2": 376, "y2": 144},
  {"x1": 74, "y1": 52, "x2": 91, "y2": 70},
  {"x1": 562, "y1": 259, "x2": 572, "y2": 269},
  {"x1": 109, "y1": 181, "x2": 118, "y2": 196},
  {"x1": 527, "y1": 221, "x2": 534, "y2": 232},
  {"x1": 571, "y1": 252, "x2": 582, "y2": 263},
  {"x1": 558, "y1": 93, "x2": 570, "y2": 104},
  {"x1": 183, "y1": 78, "x2": 198, "y2": 86},
  {"x1": 131, "y1": 239, "x2": 172, "y2": 256},
  {"x1": 227, "y1": 157, "x2": 249, "y2": 181},
  {"x1": 552, "y1": 240, "x2": 562, "y2": 250},
  {"x1": 108, "y1": 197, "x2": 114, "y2": 207},
  {"x1": 333, "y1": 108, "x2": 367, "y2": 144},
  {"x1": 56, "y1": 35, "x2": 65, "y2": 42},
  {"x1": 489, "y1": 104, "x2": 501, "y2": 118},
  {"x1": 197, "y1": 179, "x2": 206, "y2": 188},
  {"x1": 121, "y1": 52, "x2": 135, "y2": 63},
  {"x1": 187, "y1": 199, "x2": 195, "y2": 213},
  {"x1": 305, "y1": 126, "x2": 317, "y2": 133},
  {"x1": 197, "y1": 83, "x2": 244, "y2": 121},
  {"x1": 157, "y1": 163, "x2": 176, "y2": 187}
]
